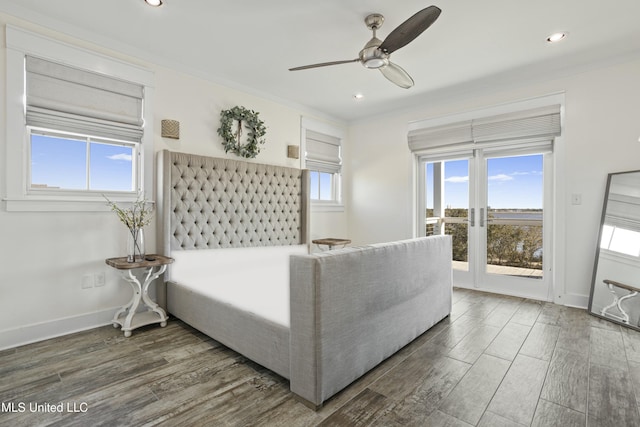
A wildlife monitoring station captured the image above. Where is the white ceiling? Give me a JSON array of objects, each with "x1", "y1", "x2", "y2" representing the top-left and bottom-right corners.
[{"x1": 2, "y1": 0, "x2": 640, "y2": 122}]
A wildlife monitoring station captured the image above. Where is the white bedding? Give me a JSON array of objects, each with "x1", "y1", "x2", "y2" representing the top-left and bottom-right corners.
[{"x1": 169, "y1": 244, "x2": 308, "y2": 327}]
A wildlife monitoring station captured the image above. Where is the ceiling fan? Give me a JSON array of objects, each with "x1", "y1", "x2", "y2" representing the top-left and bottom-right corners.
[{"x1": 289, "y1": 5, "x2": 441, "y2": 89}]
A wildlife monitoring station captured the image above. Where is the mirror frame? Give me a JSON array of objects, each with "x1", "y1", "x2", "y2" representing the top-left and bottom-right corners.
[{"x1": 588, "y1": 169, "x2": 640, "y2": 330}]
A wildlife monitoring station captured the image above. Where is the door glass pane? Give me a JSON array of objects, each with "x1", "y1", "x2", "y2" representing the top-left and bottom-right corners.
[
  {"x1": 426, "y1": 160, "x2": 469, "y2": 272},
  {"x1": 486, "y1": 154, "x2": 544, "y2": 279},
  {"x1": 425, "y1": 162, "x2": 436, "y2": 235}
]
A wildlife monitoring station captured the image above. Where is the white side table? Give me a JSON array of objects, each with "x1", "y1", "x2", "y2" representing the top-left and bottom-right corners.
[
  {"x1": 106, "y1": 254, "x2": 174, "y2": 337},
  {"x1": 600, "y1": 279, "x2": 640, "y2": 325}
]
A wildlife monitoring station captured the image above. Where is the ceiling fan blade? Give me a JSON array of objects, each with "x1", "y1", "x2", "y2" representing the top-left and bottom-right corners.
[
  {"x1": 379, "y1": 62, "x2": 414, "y2": 89},
  {"x1": 379, "y1": 6, "x2": 441, "y2": 54},
  {"x1": 289, "y1": 59, "x2": 359, "y2": 71}
]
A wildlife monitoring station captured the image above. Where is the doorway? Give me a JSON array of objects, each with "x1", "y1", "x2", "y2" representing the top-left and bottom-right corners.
[{"x1": 421, "y1": 148, "x2": 553, "y2": 300}]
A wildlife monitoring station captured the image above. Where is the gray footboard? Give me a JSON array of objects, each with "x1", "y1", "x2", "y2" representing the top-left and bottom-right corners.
[{"x1": 289, "y1": 236, "x2": 452, "y2": 407}]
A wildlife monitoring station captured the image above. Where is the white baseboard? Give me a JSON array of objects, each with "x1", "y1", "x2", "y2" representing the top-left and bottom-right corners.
[
  {"x1": 0, "y1": 308, "x2": 118, "y2": 351},
  {"x1": 455, "y1": 285, "x2": 589, "y2": 309},
  {"x1": 558, "y1": 293, "x2": 589, "y2": 309},
  {"x1": 454, "y1": 284, "x2": 553, "y2": 302}
]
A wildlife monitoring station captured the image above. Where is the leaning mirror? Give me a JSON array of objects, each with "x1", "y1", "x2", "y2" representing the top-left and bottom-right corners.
[{"x1": 588, "y1": 170, "x2": 640, "y2": 329}]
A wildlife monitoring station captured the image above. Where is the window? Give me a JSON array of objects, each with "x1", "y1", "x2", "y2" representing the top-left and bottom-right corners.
[
  {"x1": 4, "y1": 26, "x2": 154, "y2": 211},
  {"x1": 304, "y1": 129, "x2": 342, "y2": 208},
  {"x1": 309, "y1": 171, "x2": 337, "y2": 201},
  {"x1": 601, "y1": 223, "x2": 640, "y2": 258},
  {"x1": 29, "y1": 129, "x2": 137, "y2": 192},
  {"x1": 24, "y1": 55, "x2": 143, "y2": 196}
]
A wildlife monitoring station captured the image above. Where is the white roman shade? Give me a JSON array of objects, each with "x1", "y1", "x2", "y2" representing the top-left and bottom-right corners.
[
  {"x1": 606, "y1": 193, "x2": 640, "y2": 232},
  {"x1": 408, "y1": 120, "x2": 474, "y2": 153},
  {"x1": 408, "y1": 104, "x2": 561, "y2": 154},
  {"x1": 605, "y1": 215, "x2": 640, "y2": 233},
  {"x1": 25, "y1": 55, "x2": 144, "y2": 142},
  {"x1": 305, "y1": 130, "x2": 342, "y2": 173}
]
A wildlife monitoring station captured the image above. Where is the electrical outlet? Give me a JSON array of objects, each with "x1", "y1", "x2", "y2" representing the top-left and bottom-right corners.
[
  {"x1": 81, "y1": 274, "x2": 94, "y2": 289},
  {"x1": 94, "y1": 272, "x2": 106, "y2": 287}
]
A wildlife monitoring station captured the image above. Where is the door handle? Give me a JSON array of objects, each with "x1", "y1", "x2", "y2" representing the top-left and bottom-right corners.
[
  {"x1": 480, "y1": 208, "x2": 485, "y2": 227},
  {"x1": 469, "y1": 208, "x2": 475, "y2": 227}
]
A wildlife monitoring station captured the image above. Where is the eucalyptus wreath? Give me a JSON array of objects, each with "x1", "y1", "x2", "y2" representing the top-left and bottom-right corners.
[{"x1": 217, "y1": 106, "x2": 267, "y2": 158}]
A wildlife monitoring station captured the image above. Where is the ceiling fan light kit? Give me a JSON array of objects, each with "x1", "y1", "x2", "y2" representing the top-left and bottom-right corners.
[
  {"x1": 362, "y1": 54, "x2": 388, "y2": 69},
  {"x1": 289, "y1": 5, "x2": 441, "y2": 89}
]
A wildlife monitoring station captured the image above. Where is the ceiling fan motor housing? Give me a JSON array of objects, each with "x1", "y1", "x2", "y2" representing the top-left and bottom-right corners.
[
  {"x1": 360, "y1": 34, "x2": 389, "y2": 69},
  {"x1": 360, "y1": 46, "x2": 389, "y2": 69}
]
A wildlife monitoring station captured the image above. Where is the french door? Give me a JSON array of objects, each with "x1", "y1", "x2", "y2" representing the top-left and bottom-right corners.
[{"x1": 420, "y1": 147, "x2": 553, "y2": 300}]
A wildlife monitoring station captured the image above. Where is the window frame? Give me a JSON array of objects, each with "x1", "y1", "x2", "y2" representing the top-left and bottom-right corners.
[
  {"x1": 309, "y1": 169, "x2": 342, "y2": 205},
  {"x1": 301, "y1": 117, "x2": 345, "y2": 212},
  {"x1": 3, "y1": 25, "x2": 155, "y2": 212}
]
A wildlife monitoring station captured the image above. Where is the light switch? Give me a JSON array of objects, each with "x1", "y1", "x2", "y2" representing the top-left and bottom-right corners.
[
  {"x1": 82, "y1": 274, "x2": 94, "y2": 289},
  {"x1": 571, "y1": 193, "x2": 582, "y2": 205}
]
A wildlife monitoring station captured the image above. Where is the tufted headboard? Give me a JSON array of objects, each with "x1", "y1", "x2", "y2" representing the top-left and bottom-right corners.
[{"x1": 157, "y1": 150, "x2": 310, "y2": 257}]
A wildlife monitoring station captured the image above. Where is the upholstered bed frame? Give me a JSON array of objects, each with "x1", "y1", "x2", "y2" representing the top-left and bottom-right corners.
[
  {"x1": 156, "y1": 150, "x2": 452, "y2": 408},
  {"x1": 156, "y1": 150, "x2": 309, "y2": 379}
]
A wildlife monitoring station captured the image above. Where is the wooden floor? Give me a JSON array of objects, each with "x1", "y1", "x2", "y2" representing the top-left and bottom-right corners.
[{"x1": 3, "y1": 288, "x2": 640, "y2": 426}]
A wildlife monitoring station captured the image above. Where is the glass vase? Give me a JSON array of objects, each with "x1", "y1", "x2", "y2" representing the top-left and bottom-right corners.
[{"x1": 126, "y1": 227, "x2": 145, "y2": 262}]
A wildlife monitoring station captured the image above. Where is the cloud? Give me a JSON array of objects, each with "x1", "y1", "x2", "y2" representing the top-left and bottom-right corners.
[
  {"x1": 488, "y1": 174, "x2": 513, "y2": 182},
  {"x1": 107, "y1": 153, "x2": 132, "y2": 161},
  {"x1": 445, "y1": 175, "x2": 469, "y2": 183},
  {"x1": 510, "y1": 170, "x2": 542, "y2": 176}
]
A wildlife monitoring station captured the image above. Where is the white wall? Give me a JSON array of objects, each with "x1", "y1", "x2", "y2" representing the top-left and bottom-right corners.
[
  {"x1": 0, "y1": 19, "x2": 346, "y2": 349},
  {"x1": 347, "y1": 115, "x2": 416, "y2": 244},
  {"x1": 346, "y1": 57, "x2": 640, "y2": 307}
]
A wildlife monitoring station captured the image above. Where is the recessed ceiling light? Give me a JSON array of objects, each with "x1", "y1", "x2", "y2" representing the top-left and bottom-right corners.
[
  {"x1": 145, "y1": 0, "x2": 163, "y2": 7},
  {"x1": 546, "y1": 32, "x2": 567, "y2": 43},
  {"x1": 353, "y1": 93, "x2": 364, "y2": 100}
]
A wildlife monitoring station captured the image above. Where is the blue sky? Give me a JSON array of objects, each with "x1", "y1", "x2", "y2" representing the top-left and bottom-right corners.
[
  {"x1": 427, "y1": 154, "x2": 544, "y2": 209},
  {"x1": 31, "y1": 133, "x2": 134, "y2": 191},
  {"x1": 33, "y1": 133, "x2": 543, "y2": 208}
]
